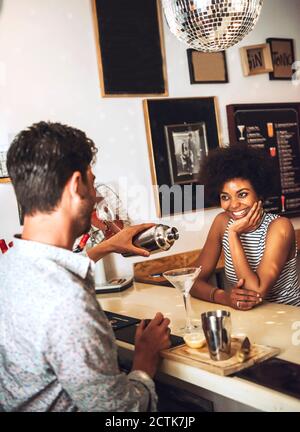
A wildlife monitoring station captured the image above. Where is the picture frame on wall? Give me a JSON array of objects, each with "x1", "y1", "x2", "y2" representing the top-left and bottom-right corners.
[
  {"x1": 267, "y1": 38, "x2": 295, "y2": 80},
  {"x1": 240, "y1": 43, "x2": 273, "y2": 76},
  {"x1": 165, "y1": 122, "x2": 208, "y2": 185},
  {"x1": 0, "y1": 151, "x2": 10, "y2": 183},
  {"x1": 187, "y1": 50, "x2": 229, "y2": 84},
  {"x1": 143, "y1": 97, "x2": 221, "y2": 217},
  {"x1": 92, "y1": 0, "x2": 168, "y2": 97}
]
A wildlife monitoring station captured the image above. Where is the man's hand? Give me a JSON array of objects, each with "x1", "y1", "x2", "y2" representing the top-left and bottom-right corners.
[
  {"x1": 105, "y1": 223, "x2": 156, "y2": 257},
  {"x1": 132, "y1": 312, "x2": 171, "y2": 378},
  {"x1": 227, "y1": 279, "x2": 262, "y2": 310},
  {"x1": 228, "y1": 201, "x2": 263, "y2": 235},
  {"x1": 86, "y1": 223, "x2": 156, "y2": 262}
]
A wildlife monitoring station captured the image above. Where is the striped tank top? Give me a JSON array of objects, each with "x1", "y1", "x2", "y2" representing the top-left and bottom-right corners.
[{"x1": 222, "y1": 213, "x2": 300, "y2": 307}]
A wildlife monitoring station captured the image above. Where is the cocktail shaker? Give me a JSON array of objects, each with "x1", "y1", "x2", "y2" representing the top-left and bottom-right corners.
[
  {"x1": 122, "y1": 224, "x2": 179, "y2": 257},
  {"x1": 201, "y1": 310, "x2": 232, "y2": 361}
]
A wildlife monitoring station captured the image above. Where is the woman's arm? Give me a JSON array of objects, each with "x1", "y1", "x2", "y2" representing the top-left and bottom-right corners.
[
  {"x1": 229, "y1": 214, "x2": 295, "y2": 297},
  {"x1": 191, "y1": 213, "x2": 227, "y2": 302},
  {"x1": 191, "y1": 212, "x2": 263, "y2": 310}
]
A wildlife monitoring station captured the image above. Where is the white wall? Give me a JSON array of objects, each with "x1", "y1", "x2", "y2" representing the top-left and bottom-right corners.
[{"x1": 0, "y1": 0, "x2": 300, "y2": 278}]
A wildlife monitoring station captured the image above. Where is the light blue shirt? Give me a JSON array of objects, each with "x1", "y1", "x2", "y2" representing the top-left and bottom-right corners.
[{"x1": 0, "y1": 237, "x2": 157, "y2": 412}]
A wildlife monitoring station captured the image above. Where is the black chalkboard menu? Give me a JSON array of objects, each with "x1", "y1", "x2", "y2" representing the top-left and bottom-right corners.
[
  {"x1": 227, "y1": 103, "x2": 300, "y2": 217},
  {"x1": 92, "y1": 0, "x2": 168, "y2": 97}
]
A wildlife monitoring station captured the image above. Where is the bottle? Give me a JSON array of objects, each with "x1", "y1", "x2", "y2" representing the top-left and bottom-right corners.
[
  {"x1": 122, "y1": 224, "x2": 179, "y2": 257},
  {"x1": 0, "y1": 239, "x2": 9, "y2": 254},
  {"x1": 73, "y1": 233, "x2": 90, "y2": 253}
]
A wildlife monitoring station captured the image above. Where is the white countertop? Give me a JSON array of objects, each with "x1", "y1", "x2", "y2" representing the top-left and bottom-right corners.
[{"x1": 97, "y1": 282, "x2": 300, "y2": 412}]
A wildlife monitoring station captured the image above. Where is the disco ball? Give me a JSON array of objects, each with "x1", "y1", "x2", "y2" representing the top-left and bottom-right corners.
[{"x1": 162, "y1": 0, "x2": 264, "y2": 52}]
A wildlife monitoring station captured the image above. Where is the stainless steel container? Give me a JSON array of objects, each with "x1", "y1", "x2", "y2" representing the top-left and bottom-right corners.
[
  {"x1": 122, "y1": 224, "x2": 179, "y2": 257},
  {"x1": 201, "y1": 310, "x2": 232, "y2": 361}
]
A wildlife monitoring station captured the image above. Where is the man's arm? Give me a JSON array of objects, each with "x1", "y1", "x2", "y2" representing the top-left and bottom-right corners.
[
  {"x1": 87, "y1": 223, "x2": 155, "y2": 262},
  {"x1": 44, "y1": 289, "x2": 169, "y2": 412}
]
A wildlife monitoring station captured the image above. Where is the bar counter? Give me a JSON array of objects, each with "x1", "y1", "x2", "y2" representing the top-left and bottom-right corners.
[{"x1": 97, "y1": 282, "x2": 300, "y2": 412}]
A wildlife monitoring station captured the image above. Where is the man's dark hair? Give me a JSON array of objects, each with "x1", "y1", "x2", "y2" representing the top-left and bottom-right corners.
[
  {"x1": 7, "y1": 121, "x2": 97, "y2": 216},
  {"x1": 198, "y1": 143, "x2": 277, "y2": 205}
]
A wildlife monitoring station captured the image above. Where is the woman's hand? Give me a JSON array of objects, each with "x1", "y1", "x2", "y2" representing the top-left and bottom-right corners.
[
  {"x1": 229, "y1": 201, "x2": 263, "y2": 235},
  {"x1": 227, "y1": 279, "x2": 262, "y2": 310}
]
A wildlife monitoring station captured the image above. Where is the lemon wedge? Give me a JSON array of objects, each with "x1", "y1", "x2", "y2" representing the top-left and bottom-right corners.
[{"x1": 183, "y1": 333, "x2": 206, "y2": 349}]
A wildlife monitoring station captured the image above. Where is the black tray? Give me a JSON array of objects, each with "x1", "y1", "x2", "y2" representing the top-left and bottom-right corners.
[
  {"x1": 104, "y1": 311, "x2": 140, "y2": 330},
  {"x1": 114, "y1": 323, "x2": 184, "y2": 348},
  {"x1": 104, "y1": 311, "x2": 184, "y2": 348},
  {"x1": 234, "y1": 357, "x2": 300, "y2": 400}
]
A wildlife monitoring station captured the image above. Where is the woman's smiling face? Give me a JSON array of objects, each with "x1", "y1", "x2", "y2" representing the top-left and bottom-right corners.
[{"x1": 220, "y1": 178, "x2": 259, "y2": 220}]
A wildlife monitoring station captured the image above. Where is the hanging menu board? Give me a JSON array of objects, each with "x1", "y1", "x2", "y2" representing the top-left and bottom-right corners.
[{"x1": 227, "y1": 103, "x2": 300, "y2": 217}]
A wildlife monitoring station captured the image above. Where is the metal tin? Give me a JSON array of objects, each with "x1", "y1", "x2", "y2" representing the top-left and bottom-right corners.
[{"x1": 123, "y1": 224, "x2": 179, "y2": 257}]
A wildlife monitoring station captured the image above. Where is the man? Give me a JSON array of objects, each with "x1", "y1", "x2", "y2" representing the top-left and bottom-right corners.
[
  {"x1": 181, "y1": 137, "x2": 194, "y2": 176},
  {"x1": 0, "y1": 121, "x2": 171, "y2": 412}
]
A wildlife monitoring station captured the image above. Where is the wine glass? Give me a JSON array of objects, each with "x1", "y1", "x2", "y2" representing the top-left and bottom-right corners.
[
  {"x1": 89, "y1": 183, "x2": 131, "y2": 246},
  {"x1": 163, "y1": 267, "x2": 202, "y2": 334},
  {"x1": 74, "y1": 183, "x2": 131, "y2": 251}
]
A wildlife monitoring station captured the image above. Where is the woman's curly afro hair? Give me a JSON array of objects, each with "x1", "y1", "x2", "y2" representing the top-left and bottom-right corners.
[{"x1": 198, "y1": 143, "x2": 277, "y2": 204}]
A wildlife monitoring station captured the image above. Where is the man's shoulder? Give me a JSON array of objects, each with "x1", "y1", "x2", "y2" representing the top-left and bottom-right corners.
[{"x1": 0, "y1": 248, "x2": 90, "y2": 302}]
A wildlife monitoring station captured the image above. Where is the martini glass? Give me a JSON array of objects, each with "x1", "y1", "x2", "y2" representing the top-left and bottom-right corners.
[
  {"x1": 163, "y1": 267, "x2": 202, "y2": 334},
  {"x1": 237, "y1": 125, "x2": 246, "y2": 141}
]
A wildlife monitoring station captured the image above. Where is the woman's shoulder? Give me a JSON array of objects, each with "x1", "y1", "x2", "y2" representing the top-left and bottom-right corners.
[
  {"x1": 268, "y1": 214, "x2": 293, "y2": 228},
  {"x1": 267, "y1": 215, "x2": 295, "y2": 238},
  {"x1": 213, "y1": 211, "x2": 230, "y2": 234}
]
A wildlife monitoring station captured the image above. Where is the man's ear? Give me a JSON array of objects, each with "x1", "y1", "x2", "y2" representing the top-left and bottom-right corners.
[{"x1": 68, "y1": 171, "x2": 84, "y2": 200}]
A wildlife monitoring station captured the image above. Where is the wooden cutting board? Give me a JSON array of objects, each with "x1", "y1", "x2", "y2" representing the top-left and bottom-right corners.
[{"x1": 161, "y1": 337, "x2": 280, "y2": 376}]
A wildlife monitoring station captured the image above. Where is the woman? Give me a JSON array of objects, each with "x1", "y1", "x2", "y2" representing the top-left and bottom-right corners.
[{"x1": 191, "y1": 144, "x2": 300, "y2": 309}]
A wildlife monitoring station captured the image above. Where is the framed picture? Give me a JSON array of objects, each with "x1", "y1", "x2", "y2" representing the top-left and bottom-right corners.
[
  {"x1": 143, "y1": 97, "x2": 221, "y2": 216},
  {"x1": 187, "y1": 50, "x2": 229, "y2": 84},
  {"x1": 240, "y1": 43, "x2": 273, "y2": 76},
  {"x1": 92, "y1": 0, "x2": 168, "y2": 97},
  {"x1": 227, "y1": 102, "x2": 300, "y2": 217},
  {"x1": 267, "y1": 38, "x2": 295, "y2": 80},
  {"x1": 165, "y1": 123, "x2": 208, "y2": 185},
  {"x1": 0, "y1": 151, "x2": 10, "y2": 183}
]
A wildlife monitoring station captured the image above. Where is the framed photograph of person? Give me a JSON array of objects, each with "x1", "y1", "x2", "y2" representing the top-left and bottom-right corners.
[
  {"x1": 165, "y1": 123, "x2": 208, "y2": 185},
  {"x1": 187, "y1": 49, "x2": 229, "y2": 84},
  {"x1": 266, "y1": 38, "x2": 295, "y2": 80},
  {"x1": 240, "y1": 43, "x2": 273, "y2": 76},
  {"x1": 143, "y1": 97, "x2": 221, "y2": 216}
]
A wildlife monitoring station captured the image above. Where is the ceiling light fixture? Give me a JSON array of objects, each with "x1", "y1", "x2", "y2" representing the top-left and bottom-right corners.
[{"x1": 162, "y1": 0, "x2": 264, "y2": 52}]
